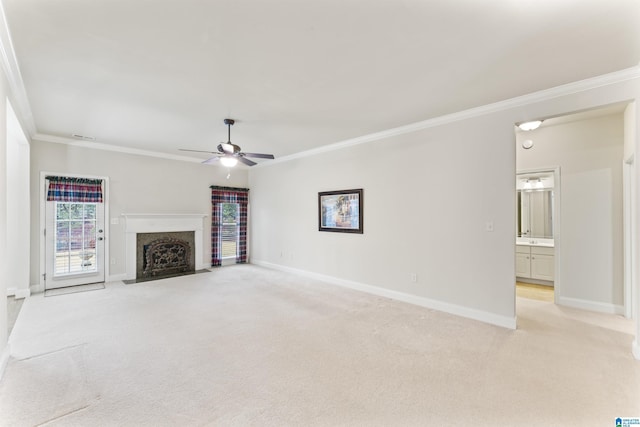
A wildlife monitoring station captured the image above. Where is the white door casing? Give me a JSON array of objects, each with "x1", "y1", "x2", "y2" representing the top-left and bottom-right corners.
[{"x1": 40, "y1": 173, "x2": 109, "y2": 290}]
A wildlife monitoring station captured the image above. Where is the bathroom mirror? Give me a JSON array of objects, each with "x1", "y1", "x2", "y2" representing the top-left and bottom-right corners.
[{"x1": 517, "y1": 189, "x2": 553, "y2": 238}]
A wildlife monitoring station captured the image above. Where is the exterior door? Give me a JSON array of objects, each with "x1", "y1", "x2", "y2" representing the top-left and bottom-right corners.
[
  {"x1": 220, "y1": 202, "x2": 239, "y2": 264},
  {"x1": 45, "y1": 201, "x2": 105, "y2": 289}
]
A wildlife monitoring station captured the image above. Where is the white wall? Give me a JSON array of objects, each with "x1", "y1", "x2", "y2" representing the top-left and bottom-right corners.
[
  {"x1": 6, "y1": 100, "x2": 30, "y2": 298},
  {"x1": 29, "y1": 141, "x2": 249, "y2": 287},
  {"x1": 249, "y1": 76, "x2": 640, "y2": 330},
  {"x1": 251, "y1": 113, "x2": 517, "y2": 325},
  {"x1": 624, "y1": 103, "x2": 636, "y2": 160},
  {"x1": 517, "y1": 114, "x2": 624, "y2": 312},
  {"x1": 0, "y1": 70, "x2": 8, "y2": 373}
]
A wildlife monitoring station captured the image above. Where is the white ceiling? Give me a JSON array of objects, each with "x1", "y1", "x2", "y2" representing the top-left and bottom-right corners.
[{"x1": 3, "y1": 0, "x2": 640, "y2": 164}]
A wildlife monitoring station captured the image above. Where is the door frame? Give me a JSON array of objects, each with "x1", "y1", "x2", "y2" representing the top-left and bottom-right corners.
[
  {"x1": 38, "y1": 172, "x2": 110, "y2": 291},
  {"x1": 623, "y1": 155, "x2": 636, "y2": 319}
]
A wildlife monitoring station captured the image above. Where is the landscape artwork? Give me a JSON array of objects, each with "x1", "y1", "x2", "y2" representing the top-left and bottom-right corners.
[{"x1": 318, "y1": 189, "x2": 363, "y2": 234}]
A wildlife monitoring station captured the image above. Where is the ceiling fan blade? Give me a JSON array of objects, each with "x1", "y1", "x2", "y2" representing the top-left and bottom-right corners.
[
  {"x1": 202, "y1": 156, "x2": 220, "y2": 164},
  {"x1": 237, "y1": 156, "x2": 257, "y2": 166},
  {"x1": 242, "y1": 152, "x2": 275, "y2": 159},
  {"x1": 180, "y1": 148, "x2": 217, "y2": 154}
]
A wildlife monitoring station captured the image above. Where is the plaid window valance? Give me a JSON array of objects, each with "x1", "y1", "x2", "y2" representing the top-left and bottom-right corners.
[
  {"x1": 210, "y1": 186, "x2": 249, "y2": 204},
  {"x1": 46, "y1": 176, "x2": 104, "y2": 203}
]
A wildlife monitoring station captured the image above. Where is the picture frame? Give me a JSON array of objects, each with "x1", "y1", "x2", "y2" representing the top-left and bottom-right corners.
[{"x1": 318, "y1": 189, "x2": 363, "y2": 234}]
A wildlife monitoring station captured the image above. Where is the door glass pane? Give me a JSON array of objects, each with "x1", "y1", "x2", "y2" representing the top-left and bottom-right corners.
[
  {"x1": 70, "y1": 203, "x2": 83, "y2": 219},
  {"x1": 85, "y1": 204, "x2": 96, "y2": 219},
  {"x1": 54, "y1": 202, "x2": 98, "y2": 275},
  {"x1": 57, "y1": 203, "x2": 70, "y2": 220},
  {"x1": 221, "y1": 203, "x2": 238, "y2": 258},
  {"x1": 55, "y1": 220, "x2": 70, "y2": 273}
]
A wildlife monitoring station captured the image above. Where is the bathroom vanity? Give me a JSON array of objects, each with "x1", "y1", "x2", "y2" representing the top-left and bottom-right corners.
[{"x1": 516, "y1": 241, "x2": 554, "y2": 282}]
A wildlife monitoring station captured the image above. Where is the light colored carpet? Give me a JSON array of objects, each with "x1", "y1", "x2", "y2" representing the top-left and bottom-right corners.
[
  {"x1": 6, "y1": 296, "x2": 24, "y2": 336},
  {"x1": 0, "y1": 264, "x2": 638, "y2": 426}
]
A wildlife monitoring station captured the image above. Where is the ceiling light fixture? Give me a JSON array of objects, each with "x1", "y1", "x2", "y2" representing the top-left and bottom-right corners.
[
  {"x1": 219, "y1": 156, "x2": 238, "y2": 167},
  {"x1": 518, "y1": 120, "x2": 543, "y2": 131}
]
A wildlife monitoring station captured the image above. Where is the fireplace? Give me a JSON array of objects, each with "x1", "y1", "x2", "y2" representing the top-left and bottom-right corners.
[
  {"x1": 123, "y1": 213, "x2": 207, "y2": 281},
  {"x1": 137, "y1": 232, "x2": 195, "y2": 280}
]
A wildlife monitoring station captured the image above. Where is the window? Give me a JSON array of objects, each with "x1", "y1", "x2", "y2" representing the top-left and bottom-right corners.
[
  {"x1": 221, "y1": 203, "x2": 239, "y2": 259},
  {"x1": 211, "y1": 186, "x2": 248, "y2": 266}
]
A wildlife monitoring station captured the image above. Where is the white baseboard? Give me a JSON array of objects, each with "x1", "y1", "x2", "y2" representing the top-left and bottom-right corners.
[
  {"x1": 14, "y1": 288, "x2": 30, "y2": 299},
  {"x1": 7, "y1": 287, "x2": 31, "y2": 299},
  {"x1": 633, "y1": 341, "x2": 640, "y2": 361},
  {"x1": 107, "y1": 273, "x2": 127, "y2": 283},
  {"x1": 252, "y1": 260, "x2": 516, "y2": 330},
  {"x1": 0, "y1": 343, "x2": 10, "y2": 381},
  {"x1": 558, "y1": 296, "x2": 625, "y2": 315}
]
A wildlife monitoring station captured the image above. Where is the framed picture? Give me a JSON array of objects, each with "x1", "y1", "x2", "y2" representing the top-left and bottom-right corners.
[{"x1": 318, "y1": 189, "x2": 363, "y2": 234}]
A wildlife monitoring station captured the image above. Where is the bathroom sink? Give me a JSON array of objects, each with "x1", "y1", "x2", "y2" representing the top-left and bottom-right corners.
[{"x1": 516, "y1": 239, "x2": 554, "y2": 248}]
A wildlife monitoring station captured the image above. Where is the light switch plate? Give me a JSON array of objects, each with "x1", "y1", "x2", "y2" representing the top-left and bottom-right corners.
[{"x1": 485, "y1": 221, "x2": 494, "y2": 232}]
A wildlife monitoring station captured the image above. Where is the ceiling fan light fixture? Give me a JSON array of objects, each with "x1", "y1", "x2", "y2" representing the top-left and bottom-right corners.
[
  {"x1": 518, "y1": 120, "x2": 543, "y2": 131},
  {"x1": 220, "y1": 156, "x2": 238, "y2": 167},
  {"x1": 179, "y1": 118, "x2": 274, "y2": 167}
]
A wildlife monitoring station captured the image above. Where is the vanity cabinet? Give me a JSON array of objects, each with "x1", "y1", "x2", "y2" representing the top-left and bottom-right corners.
[
  {"x1": 516, "y1": 245, "x2": 554, "y2": 282},
  {"x1": 515, "y1": 249, "x2": 531, "y2": 277}
]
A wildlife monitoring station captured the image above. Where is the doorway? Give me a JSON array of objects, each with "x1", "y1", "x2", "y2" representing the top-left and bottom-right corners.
[
  {"x1": 515, "y1": 168, "x2": 560, "y2": 304},
  {"x1": 515, "y1": 104, "x2": 630, "y2": 316},
  {"x1": 220, "y1": 202, "x2": 239, "y2": 265},
  {"x1": 41, "y1": 175, "x2": 108, "y2": 290}
]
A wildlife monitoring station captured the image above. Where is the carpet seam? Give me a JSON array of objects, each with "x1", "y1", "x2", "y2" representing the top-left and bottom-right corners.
[
  {"x1": 14, "y1": 343, "x2": 88, "y2": 362},
  {"x1": 36, "y1": 404, "x2": 91, "y2": 426}
]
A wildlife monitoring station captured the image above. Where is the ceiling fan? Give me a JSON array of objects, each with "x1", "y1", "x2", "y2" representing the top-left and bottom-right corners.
[{"x1": 180, "y1": 118, "x2": 275, "y2": 167}]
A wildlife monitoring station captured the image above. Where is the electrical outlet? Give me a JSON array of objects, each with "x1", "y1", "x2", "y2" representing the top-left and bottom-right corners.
[
  {"x1": 410, "y1": 273, "x2": 417, "y2": 283},
  {"x1": 485, "y1": 221, "x2": 494, "y2": 232},
  {"x1": 111, "y1": 258, "x2": 116, "y2": 265}
]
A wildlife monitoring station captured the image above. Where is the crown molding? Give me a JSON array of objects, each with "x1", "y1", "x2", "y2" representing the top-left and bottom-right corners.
[
  {"x1": 256, "y1": 64, "x2": 640, "y2": 168},
  {"x1": 3, "y1": 0, "x2": 637, "y2": 169},
  {"x1": 32, "y1": 133, "x2": 204, "y2": 163},
  {"x1": 0, "y1": 2, "x2": 36, "y2": 137}
]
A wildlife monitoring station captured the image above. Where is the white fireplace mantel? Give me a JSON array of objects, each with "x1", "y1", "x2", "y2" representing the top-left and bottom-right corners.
[{"x1": 123, "y1": 213, "x2": 208, "y2": 280}]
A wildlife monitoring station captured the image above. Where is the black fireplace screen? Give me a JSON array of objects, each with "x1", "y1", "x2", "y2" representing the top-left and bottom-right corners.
[{"x1": 142, "y1": 238, "x2": 191, "y2": 278}]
